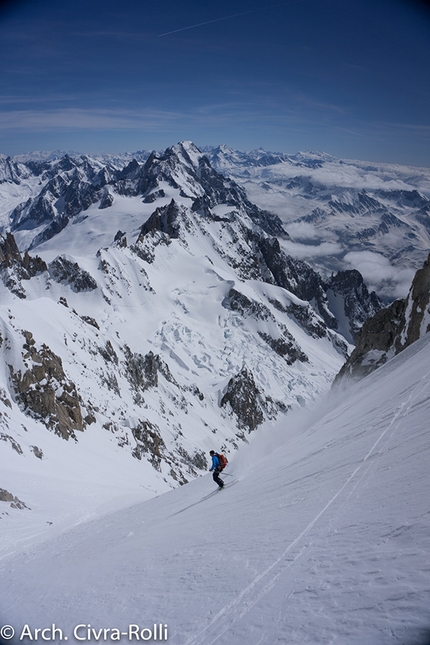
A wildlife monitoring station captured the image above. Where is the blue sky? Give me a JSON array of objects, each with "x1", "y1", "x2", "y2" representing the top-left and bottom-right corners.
[{"x1": 1, "y1": 0, "x2": 429, "y2": 165}]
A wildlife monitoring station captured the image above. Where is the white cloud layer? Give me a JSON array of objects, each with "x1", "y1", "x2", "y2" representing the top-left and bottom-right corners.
[
  {"x1": 343, "y1": 251, "x2": 415, "y2": 299},
  {"x1": 281, "y1": 239, "x2": 343, "y2": 260},
  {"x1": 286, "y1": 222, "x2": 330, "y2": 241}
]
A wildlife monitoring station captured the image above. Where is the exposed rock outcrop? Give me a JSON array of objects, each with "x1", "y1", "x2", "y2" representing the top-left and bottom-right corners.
[
  {"x1": 137, "y1": 200, "x2": 183, "y2": 241},
  {"x1": 220, "y1": 367, "x2": 265, "y2": 431},
  {"x1": 0, "y1": 487, "x2": 30, "y2": 510},
  {"x1": 253, "y1": 235, "x2": 337, "y2": 328},
  {"x1": 0, "y1": 232, "x2": 23, "y2": 267},
  {"x1": 49, "y1": 256, "x2": 97, "y2": 292},
  {"x1": 0, "y1": 233, "x2": 48, "y2": 297},
  {"x1": 334, "y1": 254, "x2": 430, "y2": 383},
  {"x1": 9, "y1": 331, "x2": 85, "y2": 440},
  {"x1": 326, "y1": 269, "x2": 383, "y2": 343},
  {"x1": 0, "y1": 432, "x2": 23, "y2": 454},
  {"x1": 131, "y1": 420, "x2": 166, "y2": 469},
  {"x1": 123, "y1": 348, "x2": 176, "y2": 398}
]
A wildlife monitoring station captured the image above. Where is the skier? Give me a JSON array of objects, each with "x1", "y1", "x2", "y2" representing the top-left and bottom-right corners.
[{"x1": 209, "y1": 450, "x2": 224, "y2": 489}]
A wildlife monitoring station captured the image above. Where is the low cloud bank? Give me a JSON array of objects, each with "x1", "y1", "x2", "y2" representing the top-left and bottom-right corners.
[
  {"x1": 281, "y1": 239, "x2": 343, "y2": 260},
  {"x1": 344, "y1": 251, "x2": 415, "y2": 299}
]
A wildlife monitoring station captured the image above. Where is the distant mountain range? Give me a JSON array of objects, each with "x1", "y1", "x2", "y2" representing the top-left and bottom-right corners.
[{"x1": 4, "y1": 142, "x2": 430, "y2": 300}]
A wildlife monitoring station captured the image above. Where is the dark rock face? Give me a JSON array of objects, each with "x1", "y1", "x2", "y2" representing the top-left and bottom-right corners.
[
  {"x1": 257, "y1": 331, "x2": 308, "y2": 363},
  {"x1": 269, "y1": 297, "x2": 327, "y2": 340},
  {"x1": 114, "y1": 230, "x2": 127, "y2": 247},
  {"x1": 130, "y1": 420, "x2": 193, "y2": 484},
  {"x1": 254, "y1": 236, "x2": 337, "y2": 328},
  {"x1": 98, "y1": 340, "x2": 118, "y2": 364},
  {"x1": 31, "y1": 445, "x2": 43, "y2": 459},
  {"x1": 138, "y1": 200, "x2": 183, "y2": 240},
  {"x1": 29, "y1": 214, "x2": 70, "y2": 250},
  {"x1": 0, "y1": 432, "x2": 23, "y2": 454},
  {"x1": 401, "y1": 254, "x2": 430, "y2": 346},
  {"x1": 223, "y1": 288, "x2": 270, "y2": 320},
  {"x1": 220, "y1": 367, "x2": 265, "y2": 431},
  {"x1": 143, "y1": 188, "x2": 165, "y2": 203},
  {"x1": 22, "y1": 251, "x2": 48, "y2": 278},
  {"x1": 0, "y1": 232, "x2": 48, "y2": 279},
  {"x1": 123, "y1": 348, "x2": 175, "y2": 398},
  {"x1": 0, "y1": 232, "x2": 23, "y2": 266},
  {"x1": 334, "y1": 254, "x2": 430, "y2": 383},
  {"x1": 9, "y1": 331, "x2": 85, "y2": 440},
  {"x1": 0, "y1": 233, "x2": 47, "y2": 297},
  {"x1": 334, "y1": 299, "x2": 405, "y2": 381},
  {"x1": 0, "y1": 487, "x2": 30, "y2": 509},
  {"x1": 99, "y1": 188, "x2": 114, "y2": 209},
  {"x1": 49, "y1": 256, "x2": 97, "y2": 292},
  {"x1": 326, "y1": 269, "x2": 383, "y2": 342},
  {"x1": 131, "y1": 420, "x2": 166, "y2": 470}
]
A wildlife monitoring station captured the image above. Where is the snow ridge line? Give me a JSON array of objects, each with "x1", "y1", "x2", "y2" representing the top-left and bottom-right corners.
[{"x1": 185, "y1": 376, "x2": 428, "y2": 645}]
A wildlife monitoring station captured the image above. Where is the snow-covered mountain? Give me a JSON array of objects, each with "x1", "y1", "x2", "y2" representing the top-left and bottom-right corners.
[
  {"x1": 8, "y1": 142, "x2": 430, "y2": 301},
  {"x1": 0, "y1": 142, "x2": 382, "y2": 541}
]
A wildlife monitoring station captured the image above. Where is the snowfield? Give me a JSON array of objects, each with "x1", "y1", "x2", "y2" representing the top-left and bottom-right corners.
[{"x1": 1, "y1": 330, "x2": 429, "y2": 645}]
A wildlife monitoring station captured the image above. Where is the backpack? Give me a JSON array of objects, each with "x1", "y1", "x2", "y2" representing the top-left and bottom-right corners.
[{"x1": 217, "y1": 453, "x2": 228, "y2": 470}]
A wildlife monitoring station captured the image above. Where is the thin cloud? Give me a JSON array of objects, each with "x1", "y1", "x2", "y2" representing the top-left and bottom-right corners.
[
  {"x1": 0, "y1": 103, "x2": 314, "y2": 132},
  {"x1": 294, "y1": 93, "x2": 346, "y2": 115},
  {"x1": 381, "y1": 122, "x2": 430, "y2": 140},
  {"x1": 286, "y1": 222, "x2": 330, "y2": 241},
  {"x1": 0, "y1": 108, "x2": 185, "y2": 131},
  {"x1": 0, "y1": 93, "x2": 97, "y2": 105}
]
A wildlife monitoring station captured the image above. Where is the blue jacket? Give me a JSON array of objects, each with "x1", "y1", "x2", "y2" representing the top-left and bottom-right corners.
[{"x1": 210, "y1": 454, "x2": 220, "y2": 471}]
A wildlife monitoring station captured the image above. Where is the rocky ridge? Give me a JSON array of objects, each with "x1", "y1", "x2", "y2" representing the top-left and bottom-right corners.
[{"x1": 334, "y1": 253, "x2": 430, "y2": 382}]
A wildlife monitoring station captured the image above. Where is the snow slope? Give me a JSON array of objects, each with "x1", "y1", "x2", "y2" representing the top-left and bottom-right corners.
[{"x1": 1, "y1": 331, "x2": 429, "y2": 645}]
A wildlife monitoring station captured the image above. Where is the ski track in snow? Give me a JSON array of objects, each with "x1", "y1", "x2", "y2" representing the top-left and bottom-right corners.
[
  {"x1": 170, "y1": 480, "x2": 240, "y2": 518},
  {"x1": 185, "y1": 372, "x2": 430, "y2": 645}
]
